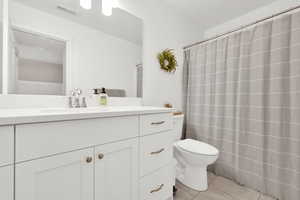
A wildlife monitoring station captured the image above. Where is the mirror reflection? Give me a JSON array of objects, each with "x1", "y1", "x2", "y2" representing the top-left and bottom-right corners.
[
  {"x1": 9, "y1": 29, "x2": 66, "y2": 95},
  {"x1": 7, "y1": 0, "x2": 143, "y2": 97},
  {"x1": 0, "y1": 0, "x2": 3, "y2": 94}
]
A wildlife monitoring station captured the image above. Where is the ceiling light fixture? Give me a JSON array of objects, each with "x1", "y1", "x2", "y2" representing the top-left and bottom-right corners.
[
  {"x1": 102, "y1": 0, "x2": 113, "y2": 16},
  {"x1": 80, "y1": 0, "x2": 92, "y2": 10},
  {"x1": 112, "y1": 0, "x2": 118, "y2": 8}
]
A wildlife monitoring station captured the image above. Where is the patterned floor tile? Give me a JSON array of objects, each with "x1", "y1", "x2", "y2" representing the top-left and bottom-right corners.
[
  {"x1": 174, "y1": 188, "x2": 195, "y2": 200},
  {"x1": 175, "y1": 180, "x2": 199, "y2": 198},
  {"x1": 175, "y1": 174, "x2": 275, "y2": 200},
  {"x1": 258, "y1": 194, "x2": 277, "y2": 200},
  {"x1": 210, "y1": 176, "x2": 260, "y2": 200}
]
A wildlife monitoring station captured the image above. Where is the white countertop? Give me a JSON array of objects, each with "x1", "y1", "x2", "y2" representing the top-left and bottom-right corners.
[{"x1": 0, "y1": 106, "x2": 175, "y2": 126}]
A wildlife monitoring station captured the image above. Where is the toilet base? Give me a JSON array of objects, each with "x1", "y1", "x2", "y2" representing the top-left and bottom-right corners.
[{"x1": 177, "y1": 166, "x2": 208, "y2": 191}]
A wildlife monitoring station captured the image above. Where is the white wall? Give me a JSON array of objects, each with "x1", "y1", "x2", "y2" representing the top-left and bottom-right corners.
[
  {"x1": 118, "y1": 0, "x2": 203, "y2": 109},
  {"x1": 17, "y1": 44, "x2": 64, "y2": 64},
  {"x1": 10, "y1": 2, "x2": 142, "y2": 97},
  {"x1": 205, "y1": 0, "x2": 300, "y2": 38},
  {"x1": 0, "y1": 24, "x2": 2, "y2": 93}
]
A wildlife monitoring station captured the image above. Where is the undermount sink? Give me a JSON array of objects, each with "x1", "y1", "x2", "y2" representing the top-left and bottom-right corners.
[{"x1": 39, "y1": 107, "x2": 111, "y2": 114}]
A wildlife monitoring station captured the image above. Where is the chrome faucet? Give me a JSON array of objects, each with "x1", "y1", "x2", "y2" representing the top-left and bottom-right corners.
[
  {"x1": 69, "y1": 88, "x2": 86, "y2": 108},
  {"x1": 72, "y1": 88, "x2": 82, "y2": 108},
  {"x1": 71, "y1": 88, "x2": 82, "y2": 97},
  {"x1": 68, "y1": 97, "x2": 73, "y2": 108}
]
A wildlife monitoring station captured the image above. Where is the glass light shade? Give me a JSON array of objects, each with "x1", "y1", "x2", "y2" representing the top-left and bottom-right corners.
[
  {"x1": 80, "y1": 0, "x2": 92, "y2": 10},
  {"x1": 102, "y1": 0, "x2": 113, "y2": 16},
  {"x1": 112, "y1": 0, "x2": 118, "y2": 8}
]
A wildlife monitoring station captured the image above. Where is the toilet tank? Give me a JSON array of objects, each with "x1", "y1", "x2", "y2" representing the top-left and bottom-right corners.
[{"x1": 173, "y1": 114, "x2": 184, "y2": 141}]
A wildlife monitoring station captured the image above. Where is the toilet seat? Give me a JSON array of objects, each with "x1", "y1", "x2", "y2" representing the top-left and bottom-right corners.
[{"x1": 176, "y1": 139, "x2": 219, "y2": 156}]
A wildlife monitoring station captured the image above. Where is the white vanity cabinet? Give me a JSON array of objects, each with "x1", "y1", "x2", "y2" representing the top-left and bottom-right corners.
[
  {"x1": 95, "y1": 139, "x2": 139, "y2": 200},
  {"x1": 140, "y1": 131, "x2": 174, "y2": 176},
  {"x1": 0, "y1": 166, "x2": 14, "y2": 200},
  {"x1": 138, "y1": 113, "x2": 174, "y2": 200},
  {"x1": 15, "y1": 116, "x2": 139, "y2": 162},
  {"x1": 15, "y1": 148, "x2": 94, "y2": 200},
  {"x1": 0, "y1": 126, "x2": 14, "y2": 200},
  {"x1": 4, "y1": 109, "x2": 174, "y2": 200},
  {"x1": 0, "y1": 126, "x2": 14, "y2": 166},
  {"x1": 15, "y1": 139, "x2": 139, "y2": 200}
]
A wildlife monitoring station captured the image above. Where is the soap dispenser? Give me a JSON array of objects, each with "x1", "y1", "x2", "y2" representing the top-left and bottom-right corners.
[{"x1": 99, "y1": 88, "x2": 108, "y2": 105}]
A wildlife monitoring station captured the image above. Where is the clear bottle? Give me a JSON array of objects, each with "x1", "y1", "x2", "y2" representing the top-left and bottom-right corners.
[{"x1": 99, "y1": 88, "x2": 108, "y2": 105}]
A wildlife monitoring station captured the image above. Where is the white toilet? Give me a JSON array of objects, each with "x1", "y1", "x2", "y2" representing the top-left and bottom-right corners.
[{"x1": 173, "y1": 114, "x2": 219, "y2": 191}]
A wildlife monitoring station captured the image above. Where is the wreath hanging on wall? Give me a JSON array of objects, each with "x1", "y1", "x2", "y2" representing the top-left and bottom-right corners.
[{"x1": 157, "y1": 49, "x2": 178, "y2": 73}]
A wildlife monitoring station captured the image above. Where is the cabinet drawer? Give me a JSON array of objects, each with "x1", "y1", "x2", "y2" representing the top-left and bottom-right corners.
[
  {"x1": 16, "y1": 116, "x2": 138, "y2": 162},
  {"x1": 140, "y1": 113, "x2": 173, "y2": 136},
  {"x1": 140, "y1": 164, "x2": 173, "y2": 200},
  {"x1": 0, "y1": 126, "x2": 14, "y2": 167},
  {"x1": 140, "y1": 131, "x2": 173, "y2": 177}
]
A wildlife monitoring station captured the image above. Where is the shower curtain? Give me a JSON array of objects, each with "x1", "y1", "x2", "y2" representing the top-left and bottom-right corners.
[{"x1": 183, "y1": 11, "x2": 300, "y2": 200}]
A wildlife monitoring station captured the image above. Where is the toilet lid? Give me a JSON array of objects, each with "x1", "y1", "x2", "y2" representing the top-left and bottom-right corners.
[{"x1": 176, "y1": 139, "x2": 219, "y2": 156}]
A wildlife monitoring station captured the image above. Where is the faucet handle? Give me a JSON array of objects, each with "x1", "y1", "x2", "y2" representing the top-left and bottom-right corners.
[
  {"x1": 71, "y1": 88, "x2": 82, "y2": 97},
  {"x1": 74, "y1": 98, "x2": 80, "y2": 108},
  {"x1": 68, "y1": 97, "x2": 73, "y2": 108},
  {"x1": 81, "y1": 97, "x2": 87, "y2": 108}
]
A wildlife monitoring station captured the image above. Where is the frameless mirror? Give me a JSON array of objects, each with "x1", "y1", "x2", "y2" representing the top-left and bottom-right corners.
[
  {"x1": 0, "y1": 0, "x2": 3, "y2": 94},
  {"x1": 8, "y1": 0, "x2": 143, "y2": 97}
]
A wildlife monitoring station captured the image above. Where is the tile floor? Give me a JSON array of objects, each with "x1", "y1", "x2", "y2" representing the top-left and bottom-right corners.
[{"x1": 174, "y1": 173, "x2": 276, "y2": 200}]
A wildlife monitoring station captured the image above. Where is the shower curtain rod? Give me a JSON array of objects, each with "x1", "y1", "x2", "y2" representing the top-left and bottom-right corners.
[{"x1": 183, "y1": 5, "x2": 300, "y2": 50}]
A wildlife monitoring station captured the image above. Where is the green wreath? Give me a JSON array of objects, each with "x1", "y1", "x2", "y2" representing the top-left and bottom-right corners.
[{"x1": 157, "y1": 49, "x2": 178, "y2": 73}]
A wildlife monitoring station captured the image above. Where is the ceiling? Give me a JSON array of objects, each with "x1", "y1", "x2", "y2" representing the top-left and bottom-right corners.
[
  {"x1": 164, "y1": 0, "x2": 278, "y2": 29},
  {"x1": 13, "y1": 0, "x2": 143, "y2": 45},
  {"x1": 12, "y1": 0, "x2": 278, "y2": 44}
]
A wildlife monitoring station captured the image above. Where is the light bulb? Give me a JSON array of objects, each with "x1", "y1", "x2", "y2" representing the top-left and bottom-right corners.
[
  {"x1": 102, "y1": 0, "x2": 113, "y2": 16},
  {"x1": 80, "y1": 0, "x2": 92, "y2": 10},
  {"x1": 112, "y1": 0, "x2": 118, "y2": 8}
]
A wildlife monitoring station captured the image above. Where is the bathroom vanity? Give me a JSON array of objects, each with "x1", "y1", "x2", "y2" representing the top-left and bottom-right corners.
[
  {"x1": 0, "y1": 1, "x2": 174, "y2": 199},
  {"x1": 0, "y1": 106, "x2": 175, "y2": 200}
]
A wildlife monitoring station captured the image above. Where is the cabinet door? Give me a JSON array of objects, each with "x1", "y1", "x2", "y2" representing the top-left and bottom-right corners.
[
  {"x1": 95, "y1": 139, "x2": 139, "y2": 200},
  {"x1": 15, "y1": 148, "x2": 94, "y2": 200},
  {"x1": 0, "y1": 126, "x2": 14, "y2": 167},
  {"x1": 0, "y1": 166, "x2": 13, "y2": 200}
]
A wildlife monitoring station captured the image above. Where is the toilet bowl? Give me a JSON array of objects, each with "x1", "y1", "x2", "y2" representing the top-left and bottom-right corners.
[{"x1": 173, "y1": 115, "x2": 219, "y2": 191}]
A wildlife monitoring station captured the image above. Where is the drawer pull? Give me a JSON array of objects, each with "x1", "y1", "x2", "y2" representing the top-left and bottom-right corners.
[
  {"x1": 151, "y1": 121, "x2": 165, "y2": 125},
  {"x1": 150, "y1": 184, "x2": 164, "y2": 194},
  {"x1": 150, "y1": 148, "x2": 165, "y2": 155}
]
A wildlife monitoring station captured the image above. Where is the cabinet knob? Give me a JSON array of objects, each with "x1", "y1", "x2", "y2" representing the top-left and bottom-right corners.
[
  {"x1": 86, "y1": 157, "x2": 93, "y2": 163},
  {"x1": 98, "y1": 153, "x2": 104, "y2": 160}
]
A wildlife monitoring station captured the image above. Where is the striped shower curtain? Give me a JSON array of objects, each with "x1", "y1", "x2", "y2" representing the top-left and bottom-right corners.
[{"x1": 183, "y1": 11, "x2": 300, "y2": 200}]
